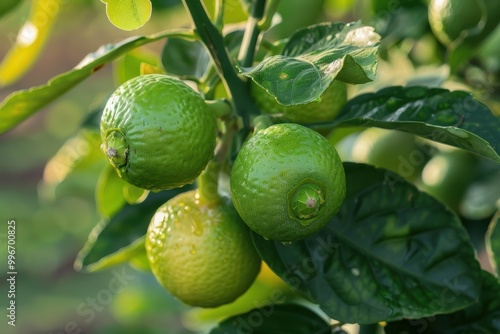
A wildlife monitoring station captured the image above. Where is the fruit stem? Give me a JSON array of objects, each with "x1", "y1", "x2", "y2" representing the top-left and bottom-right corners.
[
  {"x1": 237, "y1": 0, "x2": 266, "y2": 67},
  {"x1": 182, "y1": 0, "x2": 260, "y2": 129},
  {"x1": 197, "y1": 160, "x2": 222, "y2": 206},
  {"x1": 206, "y1": 99, "x2": 233, "y2": 118},
  {"x1": 197, "y1": 117, "x2": 238, "y2": 206},
  {"x1": 251, "y1": 114, "x2": 273, "y2": 133},
  {"x1": 214, "y1": 117, "x2": 239, "y2": 163}
]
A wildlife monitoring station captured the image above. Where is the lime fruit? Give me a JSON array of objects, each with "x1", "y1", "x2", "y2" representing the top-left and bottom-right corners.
[
  {"x1": 100, "y1": 74, "x2": 217, "y2": 190},
  {"x1": 230, "y1": 123, "x2": 346, "y2": 241},
  {"x1": 419, "y1": 149, "x2": 476, "y2": 211},
  {"x1": 146, "y1": 189, "x2": 261, "y2": 308},
  {"x1": 428, "y1": 0, "x2": 500, "y2": 47},
  {"x1": 351, "y1": 128, "x2": 427, "y2": 181},
  {"x1": 251, "y1": 80, "x2": 347, "y2": 124}
]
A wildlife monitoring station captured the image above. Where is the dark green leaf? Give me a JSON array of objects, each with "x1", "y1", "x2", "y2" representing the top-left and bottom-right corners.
[
  {"x1": 486, "y1": 211, "x2": 500, "y2": 278},
  {"x1": 81, "y1": 103, "x2": 106, "y2": 130},
  {"x1": 209, "y1": 304, "x2": 331, "y2": 334},
  {"x1": 75, "y1": 184, "x2": 193, "y2": 272},
  {"x1": 223, "y1": 30, "x2": 245, "y2": 59},
  {"x1": 161, "y1": 39, "x2": 210, "y2": 78},
  {"x1": 252, "y1": 163, "x2": 482, "y2": 324},
  {"x1": 0, "y1": 0, "x2": 21, "y2": 19},
  {"x1": 329, "y1": 86, "x2": 500, "y2": 162},
  {"x1": 240, "y1": 22, "x2": 380, "y2": 105},
  {"x1": 152, "y1": 0, "x2": 181, "y2": 9},
  {"x1": 448, "y1": 43, "x2": 476, "y2": 74},
  {"x1": 385, "y1": 271, "x2": 500, "y2": 334},
  {"x1": 371, "y1": 2, "x2": 428, "y2": 42},
  {"x1": 0, "y1": 30, "x2": 193, "y2": 134},
  {"x1": 161, "y1": 30, "x2": 243, "y2": 79}
]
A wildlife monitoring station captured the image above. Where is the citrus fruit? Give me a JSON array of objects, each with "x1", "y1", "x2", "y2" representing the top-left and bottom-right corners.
[
  {"x1": 251, "y1": 80, "x2": 347, "y2": 124},
  {"x1": 230, "y1": 123, "x2": 346, "y2": 241},
  {"x1": 428, "y1": 0, "x2": 500, "y2": 47},
  {"x1": 350, "y1": 128, "x2": 427, "y2": 181},
  {"x1": 100, "y1": 74, "x2": 216, "y2": 190},
  {"x1": 419, "y1": 149, "x2": 476, "y2": 210},
  {"x1": 146, "y1": 189, "x2": 261, "y2": 308}
]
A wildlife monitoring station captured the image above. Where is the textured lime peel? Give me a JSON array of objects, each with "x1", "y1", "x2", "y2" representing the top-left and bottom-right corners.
[
  {"x1": 290, "y1": 182, "x2": 325, "y2": 223},
  {"x1": 100, "y1": 74, "x2": 216, "y2": 190},
  {"x1": 104, "y1": 130, "x2": 128, "y2": 169},
  {"x1": 230, "y1": 123, "x2": 346, "y2": 241}
]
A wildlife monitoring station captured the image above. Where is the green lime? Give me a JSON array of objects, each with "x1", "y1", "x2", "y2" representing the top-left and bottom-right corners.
[
  {"x1": 230, "y1": 123, "x2": 346, "y2": 241},
  {"x1": 100, "y1": 74, "x2": 217, "y2": 190},
  {"x1": 146, "y1": 190, "x2": 261, "y2": 308},
  {"x1": 251, "y1": 80, "x2": 347, "y2": 124},
  {"x1": 419, "y1": 149, "x2": 476, "y2": 210},
  {"x1": 428, "y1": 0, "x2": 500, "y2": 47},
  {"x1": 351, "y1": 128, "x2": 428, "y2": 181}
]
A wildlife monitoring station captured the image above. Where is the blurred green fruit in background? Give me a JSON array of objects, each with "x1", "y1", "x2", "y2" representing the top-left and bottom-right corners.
[{"x1": 351, "y1": 128, "x2": 428, "y2": 181}]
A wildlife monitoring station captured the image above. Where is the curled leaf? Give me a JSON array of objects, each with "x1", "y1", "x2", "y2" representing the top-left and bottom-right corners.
[
  {"x1": 0, "y1": 0, "x2": 61, "y2": 86},
  {"x1": 101, "y1": 0, "x2": 152, "y2": 31}
]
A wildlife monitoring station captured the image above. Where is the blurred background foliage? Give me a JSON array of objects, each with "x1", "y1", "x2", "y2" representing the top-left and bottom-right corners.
[
  {"x1": 0, "y1": 0, "x2": 499, "y2": 333},
  {"x1": 0, "y1": 1, "x2": 194, "y2": 333}
]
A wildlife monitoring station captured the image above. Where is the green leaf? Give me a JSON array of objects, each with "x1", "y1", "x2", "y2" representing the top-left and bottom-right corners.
[
  {"x1": 372, "y1": 2, "x2": 428, "y2": 42},
  {"x1": 329, "y1": 86, "x2": 500, "y2": 163},
  {"x1": 75, "y1": 185, "x2": 193, "y2": 272},
  {"x1": 161, "y1": 29, "x2": 243, "y2": 80},
  {"x1": 95, "y1": 165, "x2": 129, "y2": 219},
  {"x1": 113, "y1": 48, "x2": 160, "y2": 85},
  {"x1": 123, "y1": 183, "x2": 149, "y2": 204},
  {"x1": 252, "y1": 163, "x2": 482, "y2": 324},
  {"x1": 81, "y1": 102, "x2": 106, "y2": 130},
  {"x1": 0, "y1": 0, "x2": 22, "y2": 19},
  {"x1": 39, "y1": 129, "x2": 106, "y2": 201},
  {"x1": 0, "y1": 29, "x2": 193, "y2": 135},
  {"x1": 0, "y1": 0, "x2": 61, "y2": 87},
  {"x1": 240, "y1": 21, "x2": 380, "y2": 105},
  {"x1": 486, "y1": 211, "x2": 500, "y2": 278},
  {"x1": 209, "y1": 304, "x2": 332, "y2": 334},
  {"x1": 161, "y1": 38, "x2": 210, "y2": 78},
  {"x1": 101, "y1": 0, "x2": 152, "y2": 31},
  {"x1": 385, "y1": 271, "x2": 500, "y2": 334}
]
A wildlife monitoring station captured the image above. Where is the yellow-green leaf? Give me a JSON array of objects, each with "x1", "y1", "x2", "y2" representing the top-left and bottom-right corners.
[
  {"x1": 0, "y1": 0, "x2": 62, "y2": 86},
  {"x1": 101, "y1": 0, "x2": 152, "y2": 31},
  {"x1": 96, "y1": 164, "x2": 128, "y2": 219}
]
